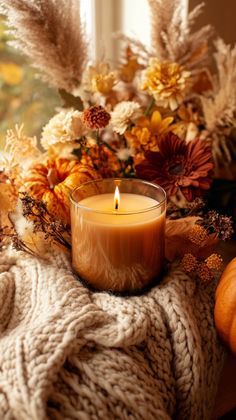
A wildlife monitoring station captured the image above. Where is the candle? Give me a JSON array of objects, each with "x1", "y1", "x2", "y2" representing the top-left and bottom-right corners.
[{"x1": 70, "y1": 179, "x2": 166, "y2": 293}]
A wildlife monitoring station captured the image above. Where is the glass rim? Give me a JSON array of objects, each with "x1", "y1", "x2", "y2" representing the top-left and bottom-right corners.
[{"x1": 70, "y1": 178, "x2": 166, "y2": 216}]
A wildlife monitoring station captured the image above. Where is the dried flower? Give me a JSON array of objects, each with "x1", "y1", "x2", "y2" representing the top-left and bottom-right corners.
[
  {"x1": 81, "y1": 106, "x2": 111, "y2": 130},
  {"x1": 19, "y1": 193, "x2": 71, "y2": 251},
  {"x1": 205, "y1": 254, "x2": 223, "y2": 271},
  {"x1": 197, "y1": 211, "x2": 234, "y2": 241},
  {"x1": 110, "y1": 101, "x2": 142, "y2": 134},
  {"x1": 41, "y1": 109, "x2": 88, "y2": 150},
  {"x1": 181, "y1": 253, "x2": 197, "y2": 273},
  {"x1": 82, "y1": 62, "x2": 117, "y2": 95},
  {"x1": 141, "y1": 59, "x2": 191, "y2": 110},
  {"x1": 4, "y1": 124, "x2": 40, "y2": 166},
  {"x1": 119, "y1": 46, "x2": 143, "y2": 83},
  {"x1": 197, "y1": 262, "x2": 213, "y2": 283},
  {"x1": 125, "y1": 110, "x2": 174, "y2": 158},
  {"x1": 9, "y1": 200, "x2": 47, "y2": 255},
  {"x1": 188, "y1": 224, "x2": 208, "y2": 245},
  {"x1": 135, "y1": 132, "x2": 213, "y2": 201}
]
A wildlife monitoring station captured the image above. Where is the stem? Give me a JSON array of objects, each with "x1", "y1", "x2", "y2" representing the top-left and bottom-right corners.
[{"x1": 144, "y1": 96, "x2": 155, "y2": 117}]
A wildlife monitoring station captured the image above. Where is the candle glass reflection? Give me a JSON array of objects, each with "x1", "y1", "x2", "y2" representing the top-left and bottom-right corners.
[{"x1": 70, "y1": 178, "x2": 166, "y2": 293}]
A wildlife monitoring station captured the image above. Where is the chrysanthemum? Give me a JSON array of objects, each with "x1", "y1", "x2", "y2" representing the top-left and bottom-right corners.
[
  {"x1": 135, "y1": 132, "x2": 213, "y2": 201},
  {"x1": 141, "y1": 59, "x2": 191, "y2": 111},
  {"x1": 110, "y1": 101, "x2": 142, "y2": 135},
  {"x1": 81, "y1": 105, "x2": 111, "y2": 130},
  {"x1": 41, "y1": 110, "x2": 87, "y2": 150}
]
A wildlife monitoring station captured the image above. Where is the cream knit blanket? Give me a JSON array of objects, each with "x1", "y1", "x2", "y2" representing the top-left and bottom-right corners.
[{"x1": 0, "y1": 248, "x2": 224, "y2": 420}]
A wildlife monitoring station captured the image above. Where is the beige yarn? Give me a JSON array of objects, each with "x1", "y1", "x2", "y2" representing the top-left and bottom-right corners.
[{"x1": 0, "y1": 248, "x2": 224, "y2": 420}]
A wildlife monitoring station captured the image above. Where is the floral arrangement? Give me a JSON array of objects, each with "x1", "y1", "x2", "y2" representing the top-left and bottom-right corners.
[{"x1": 0, "y1": 0, "x2": 234, "y2": 281}]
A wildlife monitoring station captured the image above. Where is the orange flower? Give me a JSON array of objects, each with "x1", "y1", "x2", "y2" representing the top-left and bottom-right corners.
[{"x1": 125, "y1": 110, "x2": 174, "y2": 157}]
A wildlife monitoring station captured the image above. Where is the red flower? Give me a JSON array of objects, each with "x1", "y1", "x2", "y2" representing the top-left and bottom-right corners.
[{"x1": 135, "y1": 132, "x2": 213, "y2": 201}]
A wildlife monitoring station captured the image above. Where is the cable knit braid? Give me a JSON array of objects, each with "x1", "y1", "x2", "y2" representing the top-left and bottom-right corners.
[{"x1": 0, "y1": 248, "x2": 225, "y2": 420}]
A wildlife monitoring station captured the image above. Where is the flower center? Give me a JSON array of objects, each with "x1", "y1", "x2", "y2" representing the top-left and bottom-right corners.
[{"x1": 168, "y1": 162, "x2": 185, "y2": 176}]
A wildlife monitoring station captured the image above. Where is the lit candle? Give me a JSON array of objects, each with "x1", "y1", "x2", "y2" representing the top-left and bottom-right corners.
[{"x1": 70, "y1": 179, "x2": 166, "y2": 293}]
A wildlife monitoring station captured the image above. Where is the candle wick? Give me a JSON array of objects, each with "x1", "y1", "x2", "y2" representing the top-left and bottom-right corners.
[{"x1": 115, "y1": 201, "x2": 119, "y2": 210}]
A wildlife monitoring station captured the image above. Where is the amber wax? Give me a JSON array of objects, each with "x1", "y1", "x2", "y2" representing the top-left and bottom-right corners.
[{"x1": 70, "y1": 179, "x2": 166, "y2": 293}]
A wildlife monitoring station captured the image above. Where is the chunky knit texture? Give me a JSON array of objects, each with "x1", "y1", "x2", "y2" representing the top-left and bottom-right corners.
[{"x1": 0, "y1": 248, "x2": 224, "y2": 420}]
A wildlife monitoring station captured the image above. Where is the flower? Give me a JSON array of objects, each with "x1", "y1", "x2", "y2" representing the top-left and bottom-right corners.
[
  {"x1": 188, "y1": 224, "x2": 208, "y2": 245},
  {"x1": 125, "y1": 110, "x2": 174, "y2": 155},
  {"x1": 82, "y1": 62, "x2": 117, "y2": 95},
  {"x1": 197, "y1": 211, "x2": 234, "y2": 241},
  {"x1": 135, "y1": 132, "x2": 213, "y2": 201},
  {"x1": 181, "y1": 253, "x2": 197, "y2": 273},
  {"x1": 205, "y1": 254, "x2": 223, "y2": 271},
  {"x1": 116, "y1": 147, "x2": 134, "y2": 161},
  {"x1": 119, "y1": 46, "x2": 143, "y2": 83},
  {"x1": 110, "y1": 101, "x2": 142, "y2": 134},
  {"x1": 141, "y1": 59, "x2": 191, "y2": 111},
  {"x1": 41, "y1": 109, "x2": 87, "y2": 150},
  {"x1": 81, "y1": 105, "x2": 111, "y2": 130},
  {"x1": 197, "y1": 263, "x2": 213, "y2": 283}
]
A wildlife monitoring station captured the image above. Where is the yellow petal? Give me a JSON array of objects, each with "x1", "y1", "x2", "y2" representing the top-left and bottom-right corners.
[
  {"x1": 151, "y1": 110, "x2": 162, "y2": 124},
  {"x1": 158, "y1": 117, "x2": 174, "y2": 133}
]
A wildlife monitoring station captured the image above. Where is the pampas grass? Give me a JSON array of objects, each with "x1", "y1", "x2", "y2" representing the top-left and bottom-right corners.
[
  {"x1": 0, "y1": 0, "x2": 88, "y2": 92},
  {"x1": 147, "y1": 0, "x2": 213, "y2": 71},
  {"x1": 200, "y1": 39, "x2": 236, "y2": 165}
]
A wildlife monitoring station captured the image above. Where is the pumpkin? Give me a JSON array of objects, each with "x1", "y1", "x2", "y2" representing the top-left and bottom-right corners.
[
  {"x1": 22, "y1": 158, "x2": 100, "y2": 224},
  {"x1": 214, "y1": 258, "x2": 236, "y2": 354}
]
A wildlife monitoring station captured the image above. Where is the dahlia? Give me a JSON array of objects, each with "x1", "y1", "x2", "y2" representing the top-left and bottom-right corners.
[{"x1": 135, "y1": 132, "x2": 213, "y2": 201}]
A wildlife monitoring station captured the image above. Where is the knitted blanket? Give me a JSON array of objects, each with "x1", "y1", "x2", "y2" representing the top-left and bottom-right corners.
[{"x1": 0, "y1": 248, "x2": 224, "y2": 420}]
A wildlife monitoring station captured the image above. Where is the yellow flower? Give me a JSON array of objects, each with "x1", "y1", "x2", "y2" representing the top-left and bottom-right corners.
[
  {"x1": 141, "y1": 59, "x2": 191, "y2": 111},
  {"x1": 125, "y1": 110, "x2": 174, "y2": 155},
  {"x1": 0, "y1": 62, "x2": 23, "y2": 86},
  {"x1": 83, "y1": 62, "x2": 117, "y2": 95}
]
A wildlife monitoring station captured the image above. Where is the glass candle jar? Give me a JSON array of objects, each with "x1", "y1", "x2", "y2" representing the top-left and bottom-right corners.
[{"x1": 70, "y1": 178, "x2": 166, "y2": 293}]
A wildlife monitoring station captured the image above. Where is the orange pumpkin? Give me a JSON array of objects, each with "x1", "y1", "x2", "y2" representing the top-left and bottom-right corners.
[
  {"x1": 214, "y1": 258, "x2": 236, "y2": 354},
  {"x1": 23, "y1": 158, "x2": 100, "y2": 224}
]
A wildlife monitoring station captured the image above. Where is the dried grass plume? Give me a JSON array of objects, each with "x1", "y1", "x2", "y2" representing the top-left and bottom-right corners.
[
  {"x1": 0, "y1": 0, "x2": 88, "y2": 92},
  {"x1": 147, "y1": 0, "x2": 213, "y2": 71}
]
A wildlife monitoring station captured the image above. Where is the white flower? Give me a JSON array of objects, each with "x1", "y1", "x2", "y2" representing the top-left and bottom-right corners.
[
  {"x1": 116, "y1": 147, "x2": 134, "y2": 161},
  {"x1": 41, "y1": 109, "x2": 88, "y2": 150},
  {"x1": 110, "y1": 101, "x2": 142, "y2": 135}
]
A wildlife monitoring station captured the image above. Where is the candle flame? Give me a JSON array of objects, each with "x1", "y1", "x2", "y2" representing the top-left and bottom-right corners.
[{"x1": 114, "y1": 186, "x2": 120, "y2": 210}]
